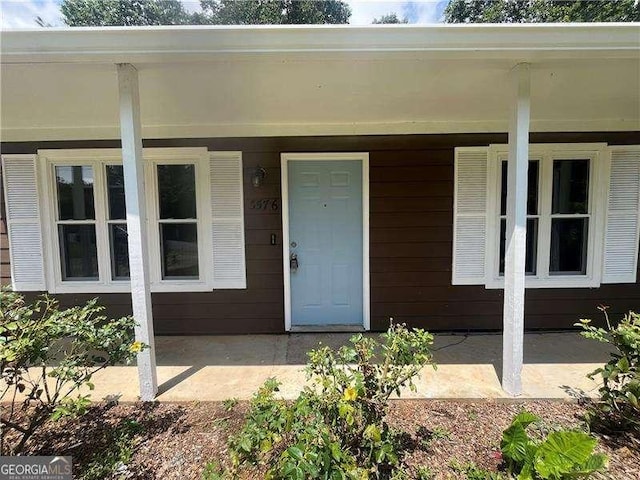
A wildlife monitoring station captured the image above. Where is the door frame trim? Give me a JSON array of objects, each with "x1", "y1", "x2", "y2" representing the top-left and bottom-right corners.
[{"x1": 280, "y1": 152, "x2": 370, "y2": 332}]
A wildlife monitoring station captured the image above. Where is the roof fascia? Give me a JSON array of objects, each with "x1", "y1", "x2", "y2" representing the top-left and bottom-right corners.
[{"x1": 1, "y1": 23, "x2": 639, "y2": 64}]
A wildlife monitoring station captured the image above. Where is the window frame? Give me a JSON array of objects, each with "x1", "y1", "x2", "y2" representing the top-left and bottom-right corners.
[
  {"x1": 498, "y1": 157, "x2": 541, "y2": 277},
  {"x1": 485, "y1": 143, "x2": 609, "y2": 289},
  {"x1": 54, "y1": 164, "x2": 101, "y2": 282},
  {"x1": 144, "y1": 152, "x2": 212, "y2": 291},
  {"x1": 104, "y1": 162, "x2": 129, "y2": 282},
  {"x1": 38, "y1": 148, "x2": 213, "y2": 293}
]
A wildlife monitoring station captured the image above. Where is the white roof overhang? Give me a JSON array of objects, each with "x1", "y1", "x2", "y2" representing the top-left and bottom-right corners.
[{"x1": 1, "y1": 24, "x2": 639, "y2": 141}]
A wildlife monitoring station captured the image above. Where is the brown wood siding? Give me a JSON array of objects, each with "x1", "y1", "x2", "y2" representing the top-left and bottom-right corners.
[
  {"x1": 0, "y1": 165, "x2": 11, "y2": 286},
  {"x1": 1, "y1": 132, "x2": 639, "y2": 334}
]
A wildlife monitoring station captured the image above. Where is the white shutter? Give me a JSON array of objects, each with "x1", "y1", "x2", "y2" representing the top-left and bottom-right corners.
[
  {"x1": 452, "y1": 147, "x2": 489, "y2": 285},
  {"x1": 1, "y1": 154, "x2": 46, "y2": 291},
  {"x1": 210, "y1": 152, "x2": 246, "y2": 289},
  {"x1": 602, "y1": 146, "x2": 640, "y2": 284}
]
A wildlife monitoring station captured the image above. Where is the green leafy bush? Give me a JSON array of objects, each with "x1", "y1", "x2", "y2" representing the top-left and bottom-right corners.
[
  {"x1": 225, "y1": 322, "x2": 436, "y2": 479},
  {"x1": 202, "y1": 461, "x2": 226, "y2": 480},
  {"x1": 449, "y1": 459, "x2": 503, "y2": 480},
  {"x1": 576, "y1": 308, "x2": 640, "y2": 432},
  {"x1": 0, "y1": 288, "x2": 144, "y2": 454},
  {"x1": 500, "y1": 411, "x2": 607, "y2": 479}
]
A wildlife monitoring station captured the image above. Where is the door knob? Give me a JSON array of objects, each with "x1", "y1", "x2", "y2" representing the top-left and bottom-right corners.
[{"x1": 290, "y1": 253, "x2": 299, "y2": 272}]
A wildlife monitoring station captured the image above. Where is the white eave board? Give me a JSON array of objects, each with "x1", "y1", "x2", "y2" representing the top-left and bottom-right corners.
[{"x1": 1, "y1": 23, "x2": 639, "y2": 64}]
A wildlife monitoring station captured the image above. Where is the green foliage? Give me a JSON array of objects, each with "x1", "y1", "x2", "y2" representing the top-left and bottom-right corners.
[
  {"x1": 306, "y1": 323, "x2": 435, "y2": 428},
  {"x1": 202, "y1": 461, "x2": 227, "y2": 480},
  {"x1": 60, "y1": 0, "x2": 640, "y2": 26},
  {"x1": 222, "y1": 323, "x2": 436, "y2": 479},
  {"x1": 81, "y1": 419, "x2": 144, "y2": 480},
  {"x1": 0, "y1": 288, "x2": 143, "y2": 455},
  {"x1": 428, "y1": 426, "x2": 451, "y2": 441},
  {"x1": 227, "y1": 379, "x2": 367, "y2": 479},
  {"x1": 372, "y1": 13, "x2": 408, "y2": 24},
  {"x1": 444, "y1": 0, "x2": 640, "y2": 23},
  {"x1": 449, "y1": 459, "x2": 504, "y2": 480},
  {"x1": 415, "y1": 465, "x2": 434, "y2": 480},
  {"x1": 416, "y1": 425, "x2": 452, "y2": 450},
  {"x1": 227, "y1": 378, "x2": 288, "y2": 466},
  {"x1": 198, "y1": 0, "x2": 351, "y2": 25},
  {"x1": 50, "y1": 395, "x2": 92, "y2": 421},
  {"x1": 576, "y1": 309, "x2": 640, "y2": 432},
  {"x1": 61, "y1": 0, "x2": 192, "y2": 26},
  {"x1": 222, "y1": 397, "x2": 239, "y2": 412},
  {"x1": 60, "y1": 0, "x2": 351, "y2": 26},
  {"x1": 500, "y1": 411, "x2": 607, "y2": 479}
]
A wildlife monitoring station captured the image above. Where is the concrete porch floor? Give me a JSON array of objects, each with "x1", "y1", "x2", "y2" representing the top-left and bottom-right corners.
[{"x1": 82, "y1": 331, "x2": 611, "y2": 402}]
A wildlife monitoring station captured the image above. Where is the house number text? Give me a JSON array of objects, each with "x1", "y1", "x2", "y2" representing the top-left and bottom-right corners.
[{"x1": 250, "y1": 198, "x2": 279, "y2": 211}]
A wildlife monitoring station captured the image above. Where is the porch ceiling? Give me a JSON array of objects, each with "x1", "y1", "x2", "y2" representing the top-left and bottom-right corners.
[{"x1": 1, "y1": 24, "x2": 638, "y2": 141}]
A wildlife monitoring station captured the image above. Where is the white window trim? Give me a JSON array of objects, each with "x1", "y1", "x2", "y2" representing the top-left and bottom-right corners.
[
  {"x1": 38, "y1": 147, "x2": 213, "y2": 294},
  {"x1": 485, "y1": 143, "x2": 608, "y2": 289},
  {"x1": 144, "y1": 149, "x2": 213, "y2": 292}
]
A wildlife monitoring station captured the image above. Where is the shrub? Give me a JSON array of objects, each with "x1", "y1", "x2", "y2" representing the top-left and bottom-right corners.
[
  {"x1": 575, "y1": 308, "x2": 640, "y2": 432},
  {"x1": 0, "y1": 288, "x2": 144, "y2": 455},
  {"x1": 500, "y1": 411, "x2": 607, "y2": 479},
  {"x1": 225, "y1": 322, "x2": 436, "y2": 479},
  {"x1": 202, "y1": 461, "x2": 226, "y2": 480}
]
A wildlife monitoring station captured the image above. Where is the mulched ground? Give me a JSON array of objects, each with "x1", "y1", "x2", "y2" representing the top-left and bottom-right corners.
[{"x1": 19, "y1": 399, "x2": 640, "y2": 479}]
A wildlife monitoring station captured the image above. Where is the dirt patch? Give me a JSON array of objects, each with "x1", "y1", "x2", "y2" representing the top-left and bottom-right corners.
[
  {"x1": 388, "y1": 400, "x2": 639, "y2": 479},
  {"x1": 20, "y1": 400, "x2": 639, "y2": 479}
]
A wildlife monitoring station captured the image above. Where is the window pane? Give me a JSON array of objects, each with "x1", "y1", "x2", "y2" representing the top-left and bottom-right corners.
[
  {"x1": 160, "y1": 223, "x2": 198, "y2": 279},
  {"x1": 110, "y1": 223, "x2": 130, "y2": 280},
  {"x1": 58, "y1": 224, "x2": 98, "y2": 280},
  {"x1": 527, "y1": 161, "x2": 539, "y2": 215},
  {"x1": 552, "y1": 159, "x2": 589, "y2": 214},
  {"x1": 550, "y1": 218, "x2": 588, "y2": 275},
  {"x1": 56, "y1": 166, "x2": 95, "y2": 220},
  {"x1": 106, "y1": 165, "x2": 126, "y2": 220},
  {"x1": 500, "y1": 162, "x2": 507, "y2": 215},
  {"x1": 500, "y1": 160, "x2": 539, "y2": 216},
  {"x1": 499, "y1": 218, "x2": 538, "y2": 276},
  {"x1": 157, "y1": 164, "x2": 196, "y2": 219}
]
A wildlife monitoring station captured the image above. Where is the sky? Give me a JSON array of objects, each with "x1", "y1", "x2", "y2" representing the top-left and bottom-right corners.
[{"x1": 0, "y1": 0, "x2": 449, "y2": 29}]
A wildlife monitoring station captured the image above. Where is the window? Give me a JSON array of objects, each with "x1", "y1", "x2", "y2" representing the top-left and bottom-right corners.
[
  {"x1": 55, "y1": 165, "x2": 98, "y2": 280},
  {"x1": 549, "y1": 159, "x2": 590, "y2": 275},
  {"x1": 488, "y1": 144, "x2": 607, "y2": 288},
  {"x1": 40, "y1": 148, "x2": 214, "y2": 293},
  {"x1": 106, "y1": 165, "x2": 130, "y2": 280},
  {"x1": 499, "y1": 160, "x2": 539, "y2": 276},
  {"x1": 144, "y1": 155, "x2": 211, "y2": 288},
  {"x1": 156, "y1": 164, "x2": 199, "y2": 279}
]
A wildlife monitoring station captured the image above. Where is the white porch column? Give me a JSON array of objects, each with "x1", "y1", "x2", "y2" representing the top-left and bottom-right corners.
[
  {"x1": 502, "y1": 63, "x2": 530, "y2": 397},
  {"x1": 117, "y1": 63, "x2": 158, "y2": 401}
]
